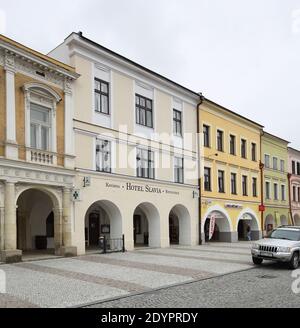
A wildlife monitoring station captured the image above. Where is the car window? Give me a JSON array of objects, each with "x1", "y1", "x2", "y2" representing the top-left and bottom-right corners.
[{"x1": 269, "y1": 229, "x2": 300, "y2": 241}]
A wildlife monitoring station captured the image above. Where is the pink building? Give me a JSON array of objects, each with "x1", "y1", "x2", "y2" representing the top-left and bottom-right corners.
[{"x1": 288, "y1": 147, "x2": 300, "y2": 225}]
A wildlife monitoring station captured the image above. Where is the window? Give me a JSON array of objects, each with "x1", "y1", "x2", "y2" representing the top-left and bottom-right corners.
[
  {"x1": 30, "y1": 103, "x2": 51, "y2": 151},
  {"x1": 293, "y1": 186, "x2": 296, "y2": 201},
  {"x1": 204, "y1": 167, "x2": 211, "y2": 191},
  {"x1": 231, "y1": 173, "x2": 237, "y2": 195},
  {"x1": 203, "y1": 125, "x2": 210, "y2": 147},
  {"x1": 218, "y1": 170, "x2": 225, "y2": 193},
  {"x1": 281, "y1": 185, "x2": 286, "y2": 201},
  {"x1": 96, "y1": 140, "x2": 111, "y2": 173},
  {"x1": 292, "y1": 161, "x2": 296, "y2": 174},
  {"x1": 94, "y1": 78, "x2": 109, "y2": 114},
  {"x1": 174, "y1": 157, "x2": 184, "y2": 184},
  {"x1": 136, "y1": 148, "x2": 155, "y2": 179},
  {"x1": 266, "y1": 181, "x2": 270, "y2": 199},
  {"x1": 230, "y1": 135, "x2": 236, "y2": 155},
  {"x1": 173, "y1": 110, "x2": 182, "y2": 136},
  {"x1": 252, "y1": 177, "x2": 257, "y2": 197},
  {"x1": 251, "y1": 143, "x2": 256, "y2": 161},
  {"x1": 242, "y1": 175, "x2": 248, "y2": 196},
  {"x1": 265, "y1": 154, "x2": 270, "y2": 168},
  {"x1": 298, "y1": 187, "x2": 300, "y2": 202},
  {"x1": 273, "y1": 157, "x2": 278, "y2": 170},
  {"x1": 297, "y1": 162, "x2": 300, "y2": 175},
  {"x1": 274, "y1": 183, "x2": 278, "y2": 200},
  {"x1": 136, "y1": 94, "x2": 153, "y2": 128},
  {"x1": 280, "y1": 160, "x2": 285, "y2": 172},
  {"x1": 241, "y1": 139, "x2": 247, "y2": 159},
  {"x1": 217, "y1": 130, "x2": 224, "y2": 152}
]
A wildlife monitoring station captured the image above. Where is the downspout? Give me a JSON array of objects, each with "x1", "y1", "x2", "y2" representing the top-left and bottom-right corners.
[
  {"x1": 260, "y1": 130, "x2": 265, "y2": 236},
  {"x1": 287, "y1": 173, "x2": 295, "y2": 225},
  {"x1": 197, "y1": 93, "x2": 204, "y2": 245}
]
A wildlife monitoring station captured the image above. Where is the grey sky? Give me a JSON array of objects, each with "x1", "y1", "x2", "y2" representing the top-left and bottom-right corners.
[{"x1": 1, "y1": 0, "x2": 299, "y2": 148}]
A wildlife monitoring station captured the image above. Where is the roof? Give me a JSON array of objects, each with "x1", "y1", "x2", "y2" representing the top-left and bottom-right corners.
[
  {"x1": 71, "y1": 32, "x2": 200, "y2": 98},
  {"x1": 288, "y1": 146, "x2": 300, "y2": 154},
  {"x1": 201, "y1": 97, "x2": 264, "y2": 129},
  {"x1": 263, "y1": 131, "x2": 290, "y2": 144},
  {"x1": 0, "y1": 34, "x2": 76, "y2": 73}
]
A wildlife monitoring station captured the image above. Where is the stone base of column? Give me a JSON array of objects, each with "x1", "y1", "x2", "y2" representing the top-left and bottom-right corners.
[
  {"x1": 56, "y1": 246, "x2": 77, "y2": 257},
  {"x1": 1, "y1": 250, "x2": 22, "y2": 263}
]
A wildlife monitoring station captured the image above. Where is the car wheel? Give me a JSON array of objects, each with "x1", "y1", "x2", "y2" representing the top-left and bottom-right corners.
[
  {"x1": 288, "y1": 252, "x2": 299, "y2": 270},
  {"x1": 252, "y1": 256, "x2": 263, "y2": 265}
]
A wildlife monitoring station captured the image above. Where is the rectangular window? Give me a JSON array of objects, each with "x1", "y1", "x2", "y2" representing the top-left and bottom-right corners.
[
  {"x1": 136, "y1": 148, "x2": 155, "y2": 179},
  {"x1": 231, "y1": 173, "x2": 237, "y2": 195},
  {"x1": 242, "y1": 175, "x2": 248, "y2": 196},
  {"x1": 252, "y1": 177, "x2": 257, "y2": 197},
  {"x1": 230, "y1": 135, "x2": 236, "y2": 155},
  {"x1": 94, "y1": 78, "x2": 109, "y2": 114},
  {"x1": 273, "y1": 157, "x2": 278, "y2": 170},
  {"x1": 218, "y1": 170, "x2": 225, "y2": 193},
  {"x1": 204, "y1": 167, "x2": 211, "y2": 191},
  {"x1": 203, "y1": 125, "x2": 210, "y2": 147},
  {"x1": 251, "y1": 143, "x2": 256, "y2": 161},
  {"x1": 217, "y1": 130, "x2": 224, "y2": 152},
  {"x1": 266, "y1": 181, "x2": 270, "y2": 199},
  {"x1": 293, "y1": 186, "x2": 296, "y2": 201},
  {"x1": 280, "y1": 160, "x2": 285, "y2": 172},
  {"x1": 274, "y1": 183, "x2": 278, "y2": 200},
  {"x1": 136, "y1": 94, "x2": 153, "y2": 128},
  {"x1": 30, "y1": 103, "x2": 50, "y2": 151},
  {"x1": 265, "y1": 154, "x2": 270, "y2": 168},
  {"x1": 281, "y1": 185, "x2": 286, "y2": 201},
  {"x1": 174, "y1": 157, "x2": 184, "y2": 184},
  {"x1": 173, "y1": 110, "x2": 182, "y2": 136},
  {"x1": 298, "y1": 187, "x2": 300, "y2": 202},
  {"x1": 96, "y1": 140, "x2": 111, "y2": 173},
  {"x1": 297, "y1": 162, "x2": 300, "y2": 175},
  {"x1": 292, "y1": 161, "x2": 296, "y2": 174},
  {"x1": 241, "y1": 139, "x2": 247, "y2": 159}
]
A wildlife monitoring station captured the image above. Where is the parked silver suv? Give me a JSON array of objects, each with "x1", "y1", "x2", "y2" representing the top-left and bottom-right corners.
[{"x1": 251, "y1": 226, "x2": 300, "y2": 269}]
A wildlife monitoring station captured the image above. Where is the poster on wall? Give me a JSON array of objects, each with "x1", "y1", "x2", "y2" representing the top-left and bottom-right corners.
[{"x1": 209, "y1": 215, "x2": 216, "y2": 240}]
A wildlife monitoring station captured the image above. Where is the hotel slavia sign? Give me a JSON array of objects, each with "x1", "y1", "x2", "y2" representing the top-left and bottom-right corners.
[{"x1": 105, "y1": 182, "x2": 180, "y2": 195}]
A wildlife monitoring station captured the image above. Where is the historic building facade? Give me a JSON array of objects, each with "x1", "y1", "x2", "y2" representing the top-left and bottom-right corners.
[
  {"x1": 199, "y1": 98, "x2": 263, "y2": 242},
  {"x1": 288, "y1": 147, "x2": 300, "y2": 226},
  {"x1": 0, "y1": 35, "x2": 79, "y2": 262},
  {"x1": 49, "y1": 32, "x2": 200, "y2": 254},
  {"x1": 261, "y1": 132, "x2": 290, "y2": 232}
]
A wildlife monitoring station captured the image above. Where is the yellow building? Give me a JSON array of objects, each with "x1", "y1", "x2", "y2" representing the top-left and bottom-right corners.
[
  {"x1": 199, "y1": 98, "x2": 263, "y2": 242},
  {"x1": 0, "y1": 34, "x2": 79, "y2": 262}
]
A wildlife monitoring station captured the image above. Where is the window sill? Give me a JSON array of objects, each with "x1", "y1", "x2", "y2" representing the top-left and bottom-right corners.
[
  {"x1": 95, "y1": 110, "x2": 110, "y2": 116},
  {"x1": 136, "y1": 123, "x2": 154, "y2": 130}
]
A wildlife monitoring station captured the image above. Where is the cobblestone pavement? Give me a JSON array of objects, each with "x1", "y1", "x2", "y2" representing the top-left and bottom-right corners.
[
  {"x1": 0, "y1": 242, "x2": 257, "y2": 308},
  {"x1": 88, "y1": 263, "x2": 300, "y2": 308}
]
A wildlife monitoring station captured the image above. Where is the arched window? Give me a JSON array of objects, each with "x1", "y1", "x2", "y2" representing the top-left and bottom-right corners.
[{"x1": 23, "y1": 83, "x2": 61, "y2": 164}]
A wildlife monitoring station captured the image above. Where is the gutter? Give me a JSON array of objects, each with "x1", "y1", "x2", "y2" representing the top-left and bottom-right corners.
[
  {"x1": 260, "y1": 130, "x2": 265, "y2": 235},
  {"x1": 197, "y1": 93, "x2": 205, "y2": 245},
  {"x1": 287, "y1": 173, "x2": 295, "y2": 225}
]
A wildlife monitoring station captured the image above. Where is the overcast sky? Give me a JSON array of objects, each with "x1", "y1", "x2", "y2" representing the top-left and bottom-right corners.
[{"x1": 1, "y1": 0, "x2": 300, "y2": 148}]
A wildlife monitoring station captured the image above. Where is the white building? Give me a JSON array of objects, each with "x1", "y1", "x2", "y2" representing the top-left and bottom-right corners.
[{"x1": 50, "y1": 32, "x2": 200, "y2": 254}]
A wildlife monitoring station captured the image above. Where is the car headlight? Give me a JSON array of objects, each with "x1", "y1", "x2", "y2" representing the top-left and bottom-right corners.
[
  {"x1": 277, "y1": 246, "x2": 291, "y2": 253},
  {"x1": 252, "y1": 244, "x2": 259, "y2": 250}
]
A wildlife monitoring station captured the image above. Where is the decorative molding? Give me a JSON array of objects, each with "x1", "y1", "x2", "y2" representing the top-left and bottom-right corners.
[{"x1": 4, "y1": 50, "x2": 15, "y2": 72}]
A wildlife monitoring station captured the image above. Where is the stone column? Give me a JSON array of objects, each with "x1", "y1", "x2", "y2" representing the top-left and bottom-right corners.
[
  {"x1": 0, "y1": 206, "x2": 4, "y2": 251},
  {"x1": 64, "y1": 79, "x2": 75, "y2": 169},
  {"x1": 2, "y1": 181, "x2": 22, "y2": 263},
  {"x1": 4, "y1": 52, "x2": 18, "y2": 160},
  {"x1": 60, "y1": 188, "x2": 77, "y2": 256}
]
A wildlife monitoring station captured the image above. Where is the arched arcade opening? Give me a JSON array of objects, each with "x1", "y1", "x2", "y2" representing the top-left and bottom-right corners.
[{"x1": 169, "y1": 204, "x2": 191, "y2": 246}]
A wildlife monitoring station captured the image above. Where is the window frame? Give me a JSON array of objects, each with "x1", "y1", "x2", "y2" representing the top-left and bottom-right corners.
[
  {"x1": 251, "y1": 143, "x2": 257, "y2": 161},
  {"x1": 173, "y1": 109, "x2": 182, "y2": 137},
  {"x1": 96, "y1": 139, "x2": 112, "y2": 173},
  {"x1": 242, "y1": 175, "x2": 248, "y2": 196},
  {"x1": 217, "y1": 129, "x2": 224, "y2": 152},
  {"x1": 135, "y1": 94, "x2": 153, "y2": 128},
  {"x1": 252, "y1": 177, "x2": 257, "y2": 197},
  {"x1": 94, "y1": 78, "x2": 110, "y2": 115},
  {"x1": 203, "y1": 124, "x2": 210, "y2": 148},
  {"x1": 231, "y1": 172, "x2": 237, "y2": 195},
  {"x1": 174, "y1": 156, "x2": 184, "y2": 184},
  {"x1": 136, "y1": 147, "x2": 155, "y2": 179},
  {"x1": 218, "y1": 170, "x2": 225, "y2": 193},
  {"x1": 241, "y1": 139, "x2": 247, "y2": 159},
  {"x1": 229, "y1": 134, "x2": 236, "y2": 155},
  {"x1": 204, "y1": 167, "x2": 212, "y2": 191}
]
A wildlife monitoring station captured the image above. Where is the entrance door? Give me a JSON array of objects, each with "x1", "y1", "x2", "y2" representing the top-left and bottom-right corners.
[
  {"x1": 238, "y1": 220, "x2": 245, "y2": 240},
  {"x1": 133, "y1": 215, "x2": 141, "y2": 245},
  {"x1": 89, "y1": 213, "x2": 100, "y2": 246},
  {"x1": 169, "y1": 216, "x2": 179, "y2": 244}
]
